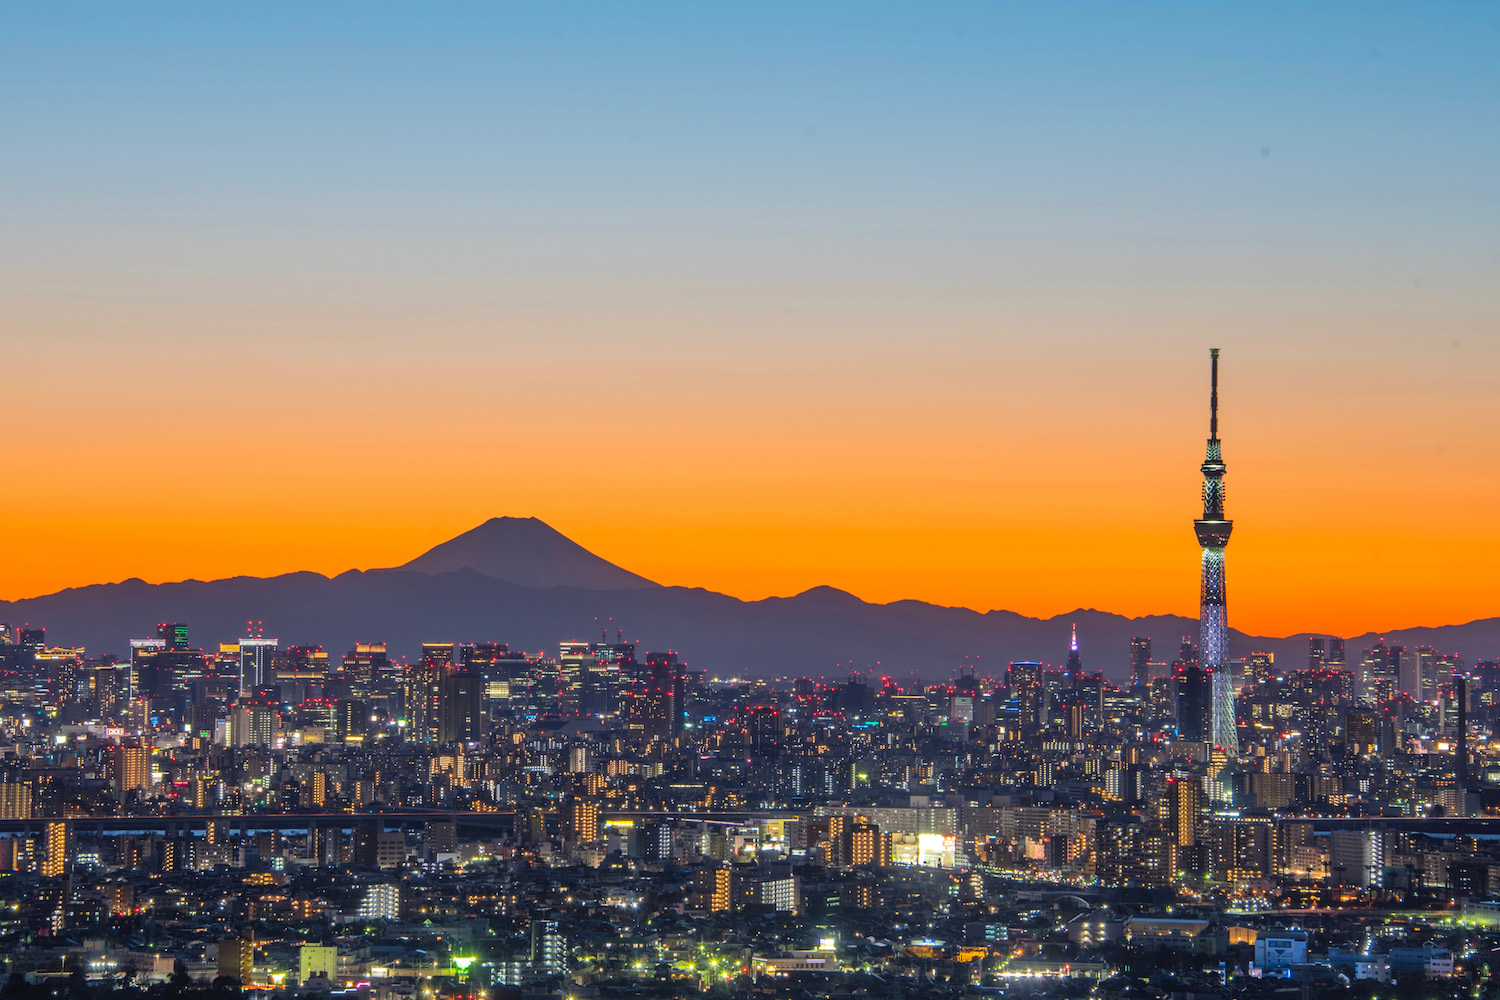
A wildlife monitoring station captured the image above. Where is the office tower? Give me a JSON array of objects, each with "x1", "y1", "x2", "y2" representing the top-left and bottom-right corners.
[
  {"x1": 238, "y1": 625, "x2": 278, "y2": 698},
  {"x1": 1398, "y1": 649, "x2": 1422, "y2": 701},
  {"x1": 1248, "y1": 651, "x2": 1275, "y2": 685},
  {"x1": 561, "y1": 638, "x2": 634, "y2": 715},
  {"x1": 232, "y1": 694, "x2": 280, "y2": 746},
  {"x1": 272, "y1": 646, "x2": 330, "y2": 701},
  {"x1": 342, "y1": 642, "x2": 389, "y2": 698},
  {"x1": 1328, "y1": 637, "x2": 1346, "y2": 668},
  {"x1": 1361, "y1": 640, "x2": 1399, "y2": 702},
  {"x1": 1416, "y1": 646, "x2": 1440, "y2": 702},
  {"x1": 157, "y1": 623, "x2": 189, "y2": 651},
  {"x1": 1065, "y1": 623, "x2": 1083, "y2": 684},
  {"x1": 1456, "y1": 679, "x2": 1470, "y2": 793},
  {"x1": 1193, "y1": 349, "x2": 1238, "y2": 756},
  {"x1": 1073, "y1": 671, "x2": 1104, "y2": 736},
  {"x1": 642, "y1": 651, "x2": 684, "y2": 739},
  {"x1": 438, "y1": 670, "x2": 487, "y2": 743},
  {"x1": 128, "y1": 637, "x2": 166, "y2": 701},
  {"x1": 406, "y1": 643, "x2": 454, "y2": 742},
  {"x1": 1308, "y1": 638, "x2": 1326, "y2": 670},
  {"x1": 336, "y1": 699, "x2": 368, "y2": 743},
  {"x1": 420, "y1": 642, "x2": 455, "y2": 669},
  {"x1": 1175, "y1": 664, "x2": 1210, "y2": 743},
  {"x1": 1008, "y1": 661, "x2": 1044, "y2": 736},
  {"x1": 747, "y1": 705, "x2": 782, "y2": 756},
  {"x1": 1130, "y1": 638, "x2": 1151, "y2": 688},
  {"x1": 1344, "y1": 706, "x2": 1379, "y2": 755}
]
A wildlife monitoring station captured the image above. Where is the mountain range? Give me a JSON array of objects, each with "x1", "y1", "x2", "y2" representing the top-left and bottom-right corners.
[{"x1": 2, "y1": 516, "x2": 1497, "y2": 680}]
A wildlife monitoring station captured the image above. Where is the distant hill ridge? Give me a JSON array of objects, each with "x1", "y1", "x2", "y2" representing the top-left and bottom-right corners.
[{"x1": 1, "y1": 517, "x2": 1497, "y2": 678}]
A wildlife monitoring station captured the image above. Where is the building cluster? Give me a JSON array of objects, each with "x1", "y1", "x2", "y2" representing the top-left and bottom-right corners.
[{"x1": 0, "y1": 618, "x2": 1494, "y2": 1000}]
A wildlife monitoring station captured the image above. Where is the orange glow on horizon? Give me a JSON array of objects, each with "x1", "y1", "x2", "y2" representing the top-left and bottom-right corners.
[{"x1": 4, "y1": 283, "x2": 1495, "y2": 641}]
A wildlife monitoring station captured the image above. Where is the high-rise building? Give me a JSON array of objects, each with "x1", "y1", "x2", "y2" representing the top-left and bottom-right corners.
[
  {"x1": 1416, "y1": 646, "x2": 1441, "y2": 703},
  {"x1": 1398, "y1": 648, "x2": 1423, "y2": 701},
  {"x1": 1065, "y1": 623, "x2": 1083, "y2": 683},
  {"x1": 238, "y1": 627, "x2": 279, "y2": 698},
  {"x1": 1345, "y1": 706, "x2": 1379, "y2": 755},
  {"x1": 1309, "y1": 638, "x2": 1326, "y2": 670},
  {"x1": 1130, "y1": 638, "x2": 1152, "y2": 688},
  {"x1": 1174, "y1": 664, "x2": 1210, "y2": 743},
  {"x1": 641, "y1": 651, "x2": 685, "y2": 739},
  {"x1": 111, "y1": 744, "x2": 152, "y2": 795},
  {"x1": 1166, "y1": 775, "x2": 1203, "y2": 848},
  {"x1": 438, "y1": 670, "x2": 487, "y2": 743},
  {"x1": 846, "y1": 818, "x2": 890, "y2": 867},
  {"x1": 1361, "y1": 641, "x2": 1399, "y2": 702},
  {"x1": 157, "y1": 623, "x2": 189, "y2": 651},
  {"x1": 341, "y1": 642, "x2": 389, "y2": 698},
  {"x1": 406, "y1": 644, "x2": 454, "y2": 743},
  {"x1": 128, "y1": 637, "x2": 167, "y2": 702},
  {"x1": 567, "y1": 798, "x2": 600, "y2": 843},
  {"x1": 1008, "y1": 661, "x2": 1044, "y2": 736},
  {"x1": 0, "y1": 784, "x2": 31, "y2": 820},
  {"x1": 1248, "y1": 651, "x2": 1275, "y2": 685},
  {"x1": 746, "y1": 705, "x2": 782, "y2": 756},
  {"x1": 232, "y1": 694, "x2": 280, "y2": 746},
  {"x1": 1193, "y1": 348, "x2": 1238, "y2": 758},
  {"x1": 40, "y1": 821, "x2": 69, "y2": 877},
  {"x1": 1330, "y1": 829, "x2": 1384, "y2": 888}
]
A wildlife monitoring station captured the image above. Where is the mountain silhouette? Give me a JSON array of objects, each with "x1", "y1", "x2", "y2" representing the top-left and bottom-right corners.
[
  {"x1": 0, "y1": 518, "x2": 1496, "y2": 678},
  {"x1": 396, "y1": 516, "x2": 658, "y2": 590}
]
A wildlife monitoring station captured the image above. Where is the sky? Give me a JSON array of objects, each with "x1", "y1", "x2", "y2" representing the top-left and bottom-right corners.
[{"x1": 2, "y1": 4, "x2": 1497, "y2": 638}]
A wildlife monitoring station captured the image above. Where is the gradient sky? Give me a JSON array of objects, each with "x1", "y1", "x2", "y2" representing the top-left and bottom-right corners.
[{"x1": 2, "y1": 4, "x2": 1497, "y2": 638}]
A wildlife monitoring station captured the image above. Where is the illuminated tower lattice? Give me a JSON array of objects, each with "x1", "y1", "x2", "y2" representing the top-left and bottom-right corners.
[{"x1": 1194, "y1": 348, "x2": 1238, "y2": 757}]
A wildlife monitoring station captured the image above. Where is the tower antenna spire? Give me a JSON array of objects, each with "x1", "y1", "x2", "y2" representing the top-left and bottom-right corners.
[{"x1": 1209, "y1": 347, "x2": 1220, "y2": 439}]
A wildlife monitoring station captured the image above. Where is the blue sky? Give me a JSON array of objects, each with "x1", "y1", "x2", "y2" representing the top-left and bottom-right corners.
[{"x1": 0, "y1": 3, "x2": 1497, "y2": 633}]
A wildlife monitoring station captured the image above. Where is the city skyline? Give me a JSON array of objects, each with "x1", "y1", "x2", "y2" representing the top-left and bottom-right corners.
[
  {"x1": 4, "y1": 6, "x2": 1498, "y2": 637},
  {"x1": 3, "y1": 9, "x2": 1498, "y2": 1000}
]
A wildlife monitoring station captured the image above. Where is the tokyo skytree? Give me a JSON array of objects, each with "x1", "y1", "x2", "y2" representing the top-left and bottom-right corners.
[{"x1": 1195, "y1": 348, "x2": 1238, "y2": 755}]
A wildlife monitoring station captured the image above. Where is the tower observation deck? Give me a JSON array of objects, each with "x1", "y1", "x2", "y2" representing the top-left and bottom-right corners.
[{"x1": 1195, "y1": 348, "x2": 1238, "y2": 757}]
